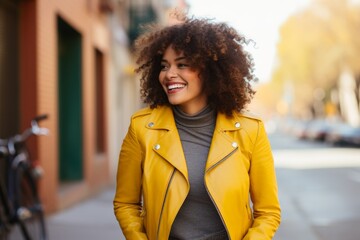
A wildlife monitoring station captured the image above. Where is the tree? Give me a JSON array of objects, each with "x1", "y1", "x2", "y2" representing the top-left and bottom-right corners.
[{"x1": 272, "y1": 0, "x2": 360, "y2": 123}]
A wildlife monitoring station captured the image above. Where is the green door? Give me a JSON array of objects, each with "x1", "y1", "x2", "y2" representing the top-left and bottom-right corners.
[{"x1": 57, "y1": 17, "x2": 83, "y2": 181}]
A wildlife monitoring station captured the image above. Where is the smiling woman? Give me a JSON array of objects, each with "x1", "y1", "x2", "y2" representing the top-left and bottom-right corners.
[
  {"x1": 134, "y1": 14, "x2": 256, "y2": 116},
  {"x1": 113, "y1": 11, "x2": 281, "y2": 240}
]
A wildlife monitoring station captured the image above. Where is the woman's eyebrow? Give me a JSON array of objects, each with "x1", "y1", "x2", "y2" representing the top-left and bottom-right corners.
[
  {"x1": 175, "y1": 56, "x2": 186, "y2": 61},
  {"x1": 161, "y1": 56, "x2": 187, "y2": 62}
]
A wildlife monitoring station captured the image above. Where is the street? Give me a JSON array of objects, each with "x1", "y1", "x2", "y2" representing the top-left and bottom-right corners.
[
  {"x1": 271, "y1": 131, "x2": 360, "y2": 240},
  {"x1": 47, "y1": 131, "x2": 360, "y2": 240}
]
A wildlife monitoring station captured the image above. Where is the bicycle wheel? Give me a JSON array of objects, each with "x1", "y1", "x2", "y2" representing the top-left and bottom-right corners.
[{"x1": 9, "y1": 163, "x2": 47, "y2": 240}]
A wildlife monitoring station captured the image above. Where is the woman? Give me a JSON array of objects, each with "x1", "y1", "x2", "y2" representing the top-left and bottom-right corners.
[{"x1": 114, "y1": 14, "x2": 281, "y2": 240}]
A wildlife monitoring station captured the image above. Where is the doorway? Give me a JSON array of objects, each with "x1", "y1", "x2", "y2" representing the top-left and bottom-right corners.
[{"x1": 57, "y1": 17, "x2": 83, "y2": 182}]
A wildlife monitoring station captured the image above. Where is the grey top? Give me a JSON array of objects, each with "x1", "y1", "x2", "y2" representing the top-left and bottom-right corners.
[{"x1": 169, "y1": 105, "x2": 228, "y2": 240}]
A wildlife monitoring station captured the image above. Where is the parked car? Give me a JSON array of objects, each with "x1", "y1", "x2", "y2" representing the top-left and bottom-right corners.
[
  {"x1": 325, "y1": 123, "x2": 360, "y2": 147},
  {"x1": 303, "y1": 119, "x2": 333, "y2": 141}
]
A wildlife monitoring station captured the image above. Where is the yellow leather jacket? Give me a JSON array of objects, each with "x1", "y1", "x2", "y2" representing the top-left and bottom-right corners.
[{"x1": 114, "y1": 105, "x2": 281, "y2": 240}]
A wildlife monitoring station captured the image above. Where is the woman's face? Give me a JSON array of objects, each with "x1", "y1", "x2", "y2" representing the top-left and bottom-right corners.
[{"x1": 159, "y1": 46, "x2": 207, "y2": 115}]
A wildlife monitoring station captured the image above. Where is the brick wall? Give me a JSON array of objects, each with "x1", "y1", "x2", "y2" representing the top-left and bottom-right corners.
[{"x1": 20, "y1": 0, "x2": 111, "y2": 213}]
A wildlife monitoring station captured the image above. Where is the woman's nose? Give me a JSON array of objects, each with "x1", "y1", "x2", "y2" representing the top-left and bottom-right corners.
[{"x1": 166, "y1": 66, "x2": 178, "y2": 78}]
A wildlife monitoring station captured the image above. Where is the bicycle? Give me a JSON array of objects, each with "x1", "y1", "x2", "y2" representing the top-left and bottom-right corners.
[{"x1": 0, "y1": 114, "x2": 49, "y2": 240}]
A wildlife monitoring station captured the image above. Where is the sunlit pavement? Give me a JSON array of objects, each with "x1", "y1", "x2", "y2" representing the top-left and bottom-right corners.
[
  {"x1": 46, "y1": 132, "x2": 360, "y2": 240},
  {"x1": 47, "y1": 187, "x2": 125, "y2": 240},
  {"x1": 271, "y1": 132, "x2": 360, "y2": 240}
]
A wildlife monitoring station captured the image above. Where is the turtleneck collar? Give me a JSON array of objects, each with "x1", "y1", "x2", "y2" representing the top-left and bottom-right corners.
[{"x1": 173, "y1": 105, "x2": 216, "y2": 128}]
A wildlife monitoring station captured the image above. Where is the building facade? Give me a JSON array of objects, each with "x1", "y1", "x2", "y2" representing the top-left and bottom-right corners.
[
  {"x1": 0, "y1": 0, "x2": 186, "y2": 214},
  {"x1": 0, "y1": 0, "x2": 119, "y2": 213}
]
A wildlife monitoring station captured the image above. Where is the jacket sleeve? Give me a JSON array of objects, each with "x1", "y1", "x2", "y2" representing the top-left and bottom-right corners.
[
  {"x1": 243, "y1": 121, "x2": 281, "y2": 240},
  {"x1": 113, "y1": 120, "x2": 148, "y2": 240}
]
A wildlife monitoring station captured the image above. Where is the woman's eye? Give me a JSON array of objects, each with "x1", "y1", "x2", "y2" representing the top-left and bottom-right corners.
[
  {"x1": 178, "y1": 63, "x2": 189, "y2": 68},
  {"x1": 160, "y1": 64, "x2": 168, "y2": 70}
]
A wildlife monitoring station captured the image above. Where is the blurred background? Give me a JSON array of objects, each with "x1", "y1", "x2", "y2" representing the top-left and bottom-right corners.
[{"x1": 0, "y1": 0, "x2": 360, "y2": 239}]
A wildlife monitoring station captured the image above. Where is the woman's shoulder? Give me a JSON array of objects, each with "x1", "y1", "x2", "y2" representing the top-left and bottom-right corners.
[
  {"x1": 236, "y1": 110, "x2": 263, "y2": 122},
  {"x1": 233, "y1": 110, "x2": 265, "y2": 134},
  {"x1": 131, "y1": 106, "x2": 153, "y2": 119},
  {"x1": 232, "y1": 111, "x2": 267, "y2": 141},
  {"x1": 131, "y1": 105, "x2": 171, "y2": 121}
]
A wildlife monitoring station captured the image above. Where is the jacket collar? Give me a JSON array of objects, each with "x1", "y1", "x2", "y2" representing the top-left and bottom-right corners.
[
  {"x1": 145, "y1": 105, "x2": 241, "y2": 131},
  {"x1": 146, "y1": 105, "x2": 243, "y2": 177}
]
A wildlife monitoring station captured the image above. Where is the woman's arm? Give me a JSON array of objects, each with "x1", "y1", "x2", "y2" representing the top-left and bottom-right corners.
[
  {"x1": 113, "y1": 121, "x2": 148, "y2": 240},
  {"x1": 243, "y1": 121, "x2": 281, "y2": 240}
]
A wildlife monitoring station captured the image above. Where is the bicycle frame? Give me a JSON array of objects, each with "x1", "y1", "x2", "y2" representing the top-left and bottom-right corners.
[{"x1": 0, "y1": 114, "x2": 49, "y2": 240}]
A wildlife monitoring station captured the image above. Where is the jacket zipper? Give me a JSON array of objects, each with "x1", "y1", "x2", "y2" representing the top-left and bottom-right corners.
[
  {"x1": 156, "y1": 168, "x2": 175, "y2": 240},
  {"x1": 204, "y1": 147, "x2": 238, "y2": 240}
]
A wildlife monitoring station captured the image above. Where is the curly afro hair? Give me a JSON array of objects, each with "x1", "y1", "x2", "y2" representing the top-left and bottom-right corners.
[{"x1": 134, "y1": 14, "x2": 257, "y2": 116}]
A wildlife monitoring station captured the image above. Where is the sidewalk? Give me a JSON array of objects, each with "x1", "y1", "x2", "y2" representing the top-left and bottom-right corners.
[
  {"x1": 46, "y1": 175, "x2": 310, "y2": 240},
  {"x1": 46, "y1": 181, "x2": 306, "y2": 240},
  {"x1": 45, "y1": 132, "x2": 360, "y2": 240},
  {"x1": 47, "y1": 186, "x2": 125, "y2": 240}
]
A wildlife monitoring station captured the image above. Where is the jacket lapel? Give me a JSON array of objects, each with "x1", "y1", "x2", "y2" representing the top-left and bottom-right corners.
[
  {"x1": 205, "y1": 112, "x2": 240, "y2": 171},
  {"x1": 146, "y1": 106, "x2": 189, "y2": 181}
]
